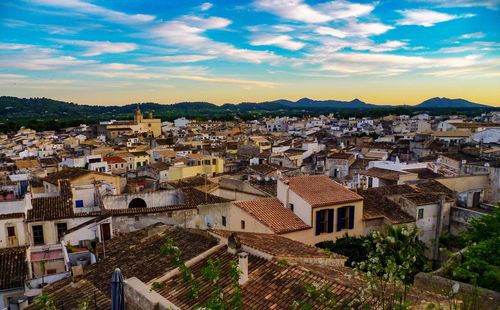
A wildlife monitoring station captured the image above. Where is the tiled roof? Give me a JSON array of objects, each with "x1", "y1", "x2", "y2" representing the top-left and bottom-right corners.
[
  {"x1": 212, "y1": 230, "x2": 344, "y2": 259},
  {"x1": 182, "y1": 187, "x2": 231, "y2": 207},
  {"x1": 25, "y1": 279, "x2": 111, "y2": 310},
  {"x1": 43, "y1": 168, "x2": 91, "y2": 185},
  {"x1": 103, "y1": 156, "x2": 127, "y2": 164},
  {"x1": 358, "y1": 185, "x2": 416, "y2": 224},
  {"x1": 405, "y1": 168, "x2": 443, "y2": 179},
  {"x1": 83, "y1": 225, "x2": 217, "y2": 297},
  {"x1": 168, "y1": 175, "x2": 213, "y2": 188},
  {"x1": 154, "y1": 246, "x2": 377, "y2": 309},
  {"x1": 402, "y1": 192, "x2": 454, "y2": 205},
  {"x1": 0, "y1": 246, "x2": 27, "y2": 290},
  {"x1": 286, "y1": 175, "x2": 363, "y2": 207},
  {"x1": 103, "y1": 205, "x2": 191, "y2": 215},
  {"x1": 28, "y1": 179, "x2": 74, "y2": 222},
  {"x1": 361, "y1": 167, "x2": 408, "y2": 181},
  {"x1": 0, "y1": 212, "x2": 25, "y2": 220},
  {"x1": 234, "y1": 197, "x2": 309, "y2": 234},
  {"x1": 413, "y1": 179, "x2": 454, "y2": 196}
]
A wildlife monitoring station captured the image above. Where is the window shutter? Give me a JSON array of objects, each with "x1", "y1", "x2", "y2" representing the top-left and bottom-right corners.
[
  {"x1": 337, "y1": 207, "x2": 344, "y2": 232},
  {"x1": 327, "y1": 209, "x2": 334, "y2": 233},
  {"x1": 315, "y1": 211, "x2": 322, "y2": 236},
  {"x1": 348, "y1": 206, "x2": 355, "y2": 229}
]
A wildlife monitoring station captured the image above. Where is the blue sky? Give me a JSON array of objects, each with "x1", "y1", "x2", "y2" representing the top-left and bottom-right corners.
[{"x1": 0, "y1": 0, "x2": 499, "y2": 105}]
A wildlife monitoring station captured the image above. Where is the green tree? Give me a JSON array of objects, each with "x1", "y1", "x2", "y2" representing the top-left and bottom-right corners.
[{"x1": 355, "y1": 226, "x2": 429, "y2": 309}]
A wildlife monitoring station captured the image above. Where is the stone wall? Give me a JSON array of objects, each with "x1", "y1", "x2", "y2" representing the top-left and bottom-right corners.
[{"x1": 414, "y1": 272, "x2": 500, "y2": 310}]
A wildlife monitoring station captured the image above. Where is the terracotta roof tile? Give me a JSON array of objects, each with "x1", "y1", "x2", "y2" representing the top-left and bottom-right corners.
[
  {"x1": 211, "y1": 230, "x2": 344, "y2": 259},
  {"x1": 234, "y1": 197, "x2": 309, "y2": 234},
  {"x1": 0, "y1": 246, "x2": 28, "y2": 290},
  {"x1": 83, "y1": 225, "x2": 218, "y2": 297},
  {"x1": 358, "y1": 185, "x2": 416, "y2": 224},
  {"x1": 154, "y1": 246, "x2": 378, "y2": 309},
  {"x1": 25, "y1": 279, "x2": 111, "y2": 310},
  {"x1": 286, "y1": 175, "x2": 363, "y2": 207}
]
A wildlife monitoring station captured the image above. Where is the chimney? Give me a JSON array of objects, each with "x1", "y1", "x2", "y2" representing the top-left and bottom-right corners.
[{"x1": 238, "y1": 252, "x2": 249, "y2": 285}]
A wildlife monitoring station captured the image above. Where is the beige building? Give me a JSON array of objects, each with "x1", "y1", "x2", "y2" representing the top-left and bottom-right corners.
[
  {"x1": 199, "y1": 175, "x2": 364, "y2": 246},
  {"x1": 98, "y1": 105, "x2": 162, "y2": 140}
]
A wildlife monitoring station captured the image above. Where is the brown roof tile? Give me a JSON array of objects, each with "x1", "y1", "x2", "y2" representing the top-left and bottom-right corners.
[
  {"x1": 83, "y1": 225, "x2": 217, "y2": 297},
  {"x1": 358, "y1": 185, "x2": 416, "y2": 224},
  {"x1": 286, "y1": 175, "x2": 363, "y2": 207},
  {"x1": 212, "y1": 230, "x2": 344, "y2": 259},
  {"x1": 234, "y1": 197, "x2": 310, "y2": 234},
  {"x1": 154, "y1": 246, "x2": 378, "y2": 309},
  {"x1": 0, "y1": 246, "x2": 27, "y2": 290}
]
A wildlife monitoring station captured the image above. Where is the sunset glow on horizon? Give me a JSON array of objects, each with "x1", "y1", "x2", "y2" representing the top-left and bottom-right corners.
[{"x1": 0, "y1": 0, "x2": 499, "y2": 106}]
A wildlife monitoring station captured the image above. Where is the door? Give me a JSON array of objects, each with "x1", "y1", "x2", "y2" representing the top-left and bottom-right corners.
[
  {"x1": 101, "y1": 223, "x2": 111, "y2": 241},
  {"x1": 472, "y1": 192, "x2": 480, "y2": 208}
]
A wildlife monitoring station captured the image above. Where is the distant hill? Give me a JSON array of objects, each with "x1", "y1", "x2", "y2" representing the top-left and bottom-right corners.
[
  {"x1": 415, "y1": 97, "x2": 489, "y2": 108},
  {"x1": 0, "y1": 95, "x2": 495, "y2": 132}
]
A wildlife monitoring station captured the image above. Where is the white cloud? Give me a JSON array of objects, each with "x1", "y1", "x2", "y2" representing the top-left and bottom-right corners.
[
  {"x1": 250, "y1": 34, "x2": 305, "y2": 50},
  {"x1": 315, "y1": 26, "x2": 348, "y2": 38},
  {"x1": 139, "y1": 55, "x2": 217, "y2": 63},
  {"x1": 149, "y1": 17, "x2": 283, "y2": 64},
  {"x1": 254, "y1": 0, "x2": 332, "y2": 23},
  {"x1": 0, "y1": 42, "x2": 32, "y2": 50},
  {"x1": 54, "y1": 39, "x2": 137, "y2": 56},
  {"x1": 254, "y1": 0, "x2": 374, "y2": 23},
  {"x1": 0, "y1": 73, "x2": 27, "y2": 79},
  {"x1": 397, "y1": 9, "x2": 474, "y2": 27},
  {"x1": 200, "y1": 2, "x2": 213, "y2": 11},
  {"x1": 27, "y1": 0, "x2": 155, "y2": 24},
  {"x1": 411, "y1": 0, "x2": 499, "y2": 10},
  {"x1": 344, "y1": 22, "x2": 394, "y2": 36},
  {"x1": 316, "y1": 0, "x2": 374, "y2": 19},
  {"x1": 459, "y1": 32, "x2": 485, "y2": 39},
  {"x1": 181, "y1": 16, "x2": 231, "y2": 29},
  {"x1": 0, "y1": 44, "x2": 96, "y2": 70}
]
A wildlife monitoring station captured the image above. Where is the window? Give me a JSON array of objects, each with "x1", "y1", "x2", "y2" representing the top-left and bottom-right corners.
[
  {"x1": 212, "y1": 159, "x2": 217, "y2": 165},
  {"x1": 56, "y1": 223, "x2": 67, "y2": 242},
  {"x1": 241, "y1": 220, "x2": 245, "y2": 230},
  {"x1": 222, "y1": 216, "x2": 227, "y2": 227},
  {"x1": 368, "y1": 177, "x2": 373, "y2": 188},
  {"x1": 33, "y1": 225, "x2": 44, "y2": 245},
  {"x1": 75, "y1": 200, "x2": 84, "y2": 208},
  {"x1": 315, "y1": 209, "x2": 334, "y2": 235},
  {"x1": 418, "y1": 208, "x2": 424, "y2": 220},
  {"x1": 7, "y1": 226, "x2": 16, "y2": 237},
  {"x1": 337, "y1": 206, "x2": 355, "y2": 231},
  {"x1": 288, "y1": 203, "x2": 294, "y2": 212}
]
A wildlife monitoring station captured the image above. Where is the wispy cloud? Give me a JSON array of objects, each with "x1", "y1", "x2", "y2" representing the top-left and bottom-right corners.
[
  {"x1": 459, "y1": 32, "x2": 485, "y2": 39},
  {"x1": 149, "y1": 16, "x2": 283, "y2": 64},
  {"x1": 139, "y1": 55, "x2": 217, "y2": 63},
  {"x1": 27, "y1": 0, "x2": 155, "y2": 24},
  {"x1": 0, "y1": 44, "x2": 96, "y2": 70},
  {"x1": 53, "y1": 39, "x2": 137, "y2": 56},
  {"x1": 199, "y1": 2, "x2": 213, "y2": 11},
  {"x1": 250, "y1": 34, "x2": 305, "y2": 50},
  {"x1": 411, "y1": 0, "x2": 499, "y2": 10},
  {"x1": 397, "y1": 9, "x2": 474, "y2": 27},
  {"x1": 254, "y1": 0, "x2": 374, "y2": 23}
]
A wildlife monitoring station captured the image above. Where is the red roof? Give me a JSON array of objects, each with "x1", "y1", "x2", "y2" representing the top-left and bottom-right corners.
[
  {"x1": 286, "y1": 175, "x2": 363, "y2": 207},
  {"x1": 234, "y1": 197, "x2": 309, "y2": 234},
  {"x1": 103, "y1": 156, "x2": 127, "y2": 164}
]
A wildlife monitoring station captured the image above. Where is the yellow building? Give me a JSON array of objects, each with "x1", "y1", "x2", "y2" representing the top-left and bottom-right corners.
[
  {"x1": 98, "y1": 105, "x2": 162, "y2": 139},
  {"x1": 167, "y1": 155, "x2": 224, "y2": 181},
  {"x1": 198, "y1": 175, "x2": 364, "y2": 246}
]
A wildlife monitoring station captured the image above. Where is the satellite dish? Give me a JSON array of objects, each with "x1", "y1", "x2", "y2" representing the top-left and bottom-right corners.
[{"x1": 204, "y1": 215, "x2": 214, "y2": 228}]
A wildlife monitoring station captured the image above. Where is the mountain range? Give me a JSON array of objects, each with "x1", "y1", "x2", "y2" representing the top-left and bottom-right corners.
[{"x1": 0, "y1": 96, "x2": 494, "y2": 131}]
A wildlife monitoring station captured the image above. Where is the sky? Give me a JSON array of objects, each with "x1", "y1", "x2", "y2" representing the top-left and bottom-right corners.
[{"x1": 0, "y1": 0, "x2": 499, "y2": 106}]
